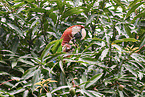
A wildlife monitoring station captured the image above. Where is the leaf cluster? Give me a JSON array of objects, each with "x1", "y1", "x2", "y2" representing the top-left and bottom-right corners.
[{"x1": 0, "y1": 0, "x2": 145, "y2": 97}]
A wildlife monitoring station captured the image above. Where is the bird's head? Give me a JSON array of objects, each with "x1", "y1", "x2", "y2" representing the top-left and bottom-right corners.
[
  {"x1": 71, "y1": 25, "x2": 86, "y2": 40},
  {"x1": 61, "y1": 25, "x2": 86, "y2": 52}
]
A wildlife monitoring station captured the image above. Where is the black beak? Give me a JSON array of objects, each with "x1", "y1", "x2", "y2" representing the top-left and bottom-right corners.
[{"x1": 74, "y1": 29, "x2": 82, "y2": 39}]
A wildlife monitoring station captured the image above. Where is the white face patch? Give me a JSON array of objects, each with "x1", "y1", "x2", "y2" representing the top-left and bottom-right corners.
[
  {"x1": 81, "y1": 28, "x2": 86, "y2": 40},
  {"x1": 72, "y1": 26, "x2": 81, "y2": 36}
]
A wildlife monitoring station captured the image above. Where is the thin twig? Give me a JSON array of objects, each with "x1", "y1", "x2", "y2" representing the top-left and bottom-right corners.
[{"x1": 0, "y1": 79, "x2": 16, "y2": 86}]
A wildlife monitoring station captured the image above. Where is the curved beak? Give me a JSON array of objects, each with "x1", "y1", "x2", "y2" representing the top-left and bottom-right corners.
[{"x1": 81, "y1": 28, "x2": 86, "y2": 40}]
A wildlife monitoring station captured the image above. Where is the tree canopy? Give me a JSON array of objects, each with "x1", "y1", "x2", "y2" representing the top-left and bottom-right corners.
[{"x1": 0, "y1": 0, "x2": 145, "y2": 97}]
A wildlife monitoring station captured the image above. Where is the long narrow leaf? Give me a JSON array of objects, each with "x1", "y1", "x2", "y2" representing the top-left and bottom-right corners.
[
  {"x1": 41, "y1": 40, "x2": 58, "y2": 61},
  {"x1": 131, "y1": 12, "x2": 145, "y2": 23},
  {"x1": 7, "y1": 23, "x2": 23, "y2": 37},
  {"x1": 83, "y1": 89, "x2": 94, "y2": 97},
  {"x1": 128, "y1": 0, "x2": 143, "y2": 8},
  {"x1": 86, "y1": 14, "x2": 97, "y2": 25},
  {"x1": 113, "y1": 0, "x2": 126, "y2": 11},
  {"x1": 59, "y1": 60, "x2": 65, "y2": 74},
  {"x1": 12, "y1": 61, "x2": 17, "y2": 68},
  {"x1": 51, "y1": 40, "x2": 61, "y2": 54},
  {"x1": 62, "y1": 7, "x2": 83, "y2": 18},
  {"x1": 51, "y1": 86, "x2": 70, "y2": 93},
  {"x1": 83, "y1": 43, "x2": 93, "y2": 52},
  {"x1": 22, "y1": 67, "x2": 37, "y2": 80},
  {"x1": 126, "y1": 2, "x2": 144, "y2": 19},
  {"x1": 124, "y1": 24, "x2": 133, "y2": 38},
  {"x1": 113, "y1": 38, "x2": 138, "y2": 44},
  {"x1": 100, "y1": 48, "x2": 109, "y2": 61},
  {"x1": 139, "y1": 38, "x2": 145, "y2": 49},
  {"x1": 9, "y1": 88, "x2": 25, "y2": 95},
  {"x1": 85, "y1": 73, "x2": 103, "y2": 88},
  {"x1": 23, "y1": 90, "x2": 29, "y2": 97},
  {"x1": 124, "y1": 63, "x2": 137, "y2": 77},
  {"x1": 31, "y1": 68, "x2": 40, "y2": 91},
  {"x1": 18, "y1": 58, "x2": 34, "y2": 66},
  {"x1": 119, "y1": 91, "x2": 124, "y2": 97},
  {"x1": 46, "y1": 92, "x2": 52, "y2": 97}
]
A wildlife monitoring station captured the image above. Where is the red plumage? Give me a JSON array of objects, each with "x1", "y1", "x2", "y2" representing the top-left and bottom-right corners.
[{"x1": 61, "y1": 25, "x2": 84, "y2": 46}]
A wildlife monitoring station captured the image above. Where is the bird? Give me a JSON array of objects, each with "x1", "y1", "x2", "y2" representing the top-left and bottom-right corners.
[{"x1": 61, "y1": 25, "x2": 86, "y2": 52}]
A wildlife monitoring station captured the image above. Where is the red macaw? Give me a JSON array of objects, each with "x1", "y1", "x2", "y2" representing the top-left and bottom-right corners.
[{"x1": 61, "y1": 25, "x2": 86, "y2": 52}]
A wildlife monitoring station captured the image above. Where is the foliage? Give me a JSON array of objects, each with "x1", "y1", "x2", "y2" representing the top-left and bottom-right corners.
[{"x1": 0, "y1": 0, "x2": 145, "y2": 97}]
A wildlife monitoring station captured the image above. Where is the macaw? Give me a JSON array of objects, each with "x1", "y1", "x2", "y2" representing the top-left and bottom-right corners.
[{"x1": 61, "y1": 25, "x2": 86, "y2": 52}]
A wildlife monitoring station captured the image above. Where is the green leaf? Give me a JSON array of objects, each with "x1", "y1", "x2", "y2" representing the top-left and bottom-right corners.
[
  {"x1": 126, "y1": 2, "x2": 144, "y2": 19},
  {"x1": 30, "y1": 8, "x2": 46, "y2": 13},
  {"x1": 45, "y1": 52, "x2": 64, "y2": 62},
  {"x1": 113, "y1": 0, "x2": 126, "y2": 12},
  {"x1": 50, "y1": 40, "x2": 61, "y2": 54},
  {"x1": 30, "y1": 19, "x2": 39, "y2": 29},
  {"x1": 55, "y1": 0, "x2": 64, "y2": 14},
  {"x1": 85, "y1": 73, "x2": 103, "y2": 88},
  {"x1": 124, "y1": 63, "x2": 137, "y2": 77},
  {"x1": 11, "y1": 37, "x2": 19, "y2": 53},
  {"x1": 131, "y1": 12, "x2": 145, "y2": 23},
  {"x1": 22, "y1": 67, "x2": 37, "y2": 80},
  {"x1": 41, "y1": 40, "x2": 58, "y2": 61},
  {"x1": 83, "y1": 43, "x2": 93, "y2": 52},
  {"x1": 62, "y1": 7, "x2": 83, "y2": 18},
  {"x1": 51, "y1": 86, "x2": 70, "y2": 93},
  {"x1": 112, "y1": 44, "x2": 122, "y2": 51},
  {"x1": 139, "y1": 37, "x2": 145, "y2": 49},
  {"x1": 16, "y1": 7, "x2": 25, "y2": 14},
  {"x1": 1, "y1": 50, "x2": 14, "y2": 54},
  {"x1": 130, "y1": 53, "x2": 144, "y2": 62},
  {"x1": 2, "y1": 82, "x2": 14, "y2": 87},
  {"x1": 128, "y1": 0, "x2": 143, "y2": 8},
  {"x1": 56, "y1": 43, "x2": 62, "y2": 53},
  {"x1": 124, "y1": 24, "x2": 133, "y2": 38},
  {"x1": 118, "y1": 91, "x2": 124, "y2": 97},
  {"x1": 100, "y1": 48, "x2": 109, "y2": 61},
  {"x1": 0, "y1": 61, "x2": 7, "y2": 64},
  {"x1": 31, "y1": 68, "x2": 40, "y2": 91},
  {"x1": 85, "y1": 38, "x2": 106, "y2": 44},
  {"x1": 18, "y1": 58, "x2": 34, "y2": 66},
  {"x1": 49, "y1": 12, "x2": 57, "y2": 24},
  {"x1": 0, "y1": 72, "x2": 10, "y2": 75},
  {"x1": 102, "y1": 90, "x2": 116, "y2": 94},
  {"x1": 87, "y1": 90, "x2": 104, "y2": 97},
  {"x1": 46, "y1": 92, "x2": 52, "y2": 97},
  {"x1": 9, "y1": 88, "x2": 25, "y2": 95},
  {"x1": 23, "y1": 90, "x2": 29, "y2": 97},
  {"x1": 113, "y1": 38, "x2": 138, "y2": 44},
  {"x1": 86, "y1": 14, "x2": 97, "y2": 25},
  {"x1": 7, "y1": 23, "x2": 23, "y2": 37},
  {"x1": 82, "y1": 90, "x2": 95, "y2": 97},
  {"x1": 12, "y1": 61, "x2": 17, "y2": 68},
  {"x1": 138, "y1": 72, "x2": 144, "y2": 80},
  {"x1": 59, "y1": 60, "x2": 65, "y2": 74},
  {"x1": 91, "y1": 38, "x2": 106, "y2": 42}
]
